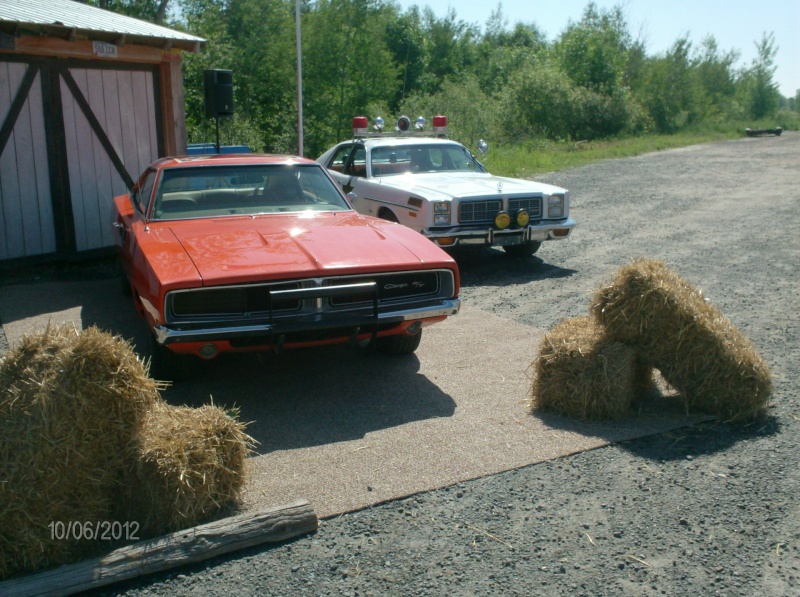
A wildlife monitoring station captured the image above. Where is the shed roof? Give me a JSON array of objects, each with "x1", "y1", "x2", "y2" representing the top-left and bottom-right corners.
[{"x1": 0, "y1": 0, "x2": 205, "y2": 52}]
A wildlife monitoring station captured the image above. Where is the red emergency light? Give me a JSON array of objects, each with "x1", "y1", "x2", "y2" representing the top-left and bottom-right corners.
[{"x1": 352, "y1": 116, "x2": 369, "y2": 136}]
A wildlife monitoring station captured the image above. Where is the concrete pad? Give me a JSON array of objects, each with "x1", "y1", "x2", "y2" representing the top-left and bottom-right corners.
[{"x1": 0, "y1": 279, "x2": 703, "y2": 520}]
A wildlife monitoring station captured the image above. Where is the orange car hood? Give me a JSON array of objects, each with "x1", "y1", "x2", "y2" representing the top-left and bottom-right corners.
[{"x1": 164, "y1": 211, "x2": 444, "y2": 284}]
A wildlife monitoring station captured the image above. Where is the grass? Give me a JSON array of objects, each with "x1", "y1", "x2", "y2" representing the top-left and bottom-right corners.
[{"x1": 487, "y1": 116, "x2": 796, "y2": 179}]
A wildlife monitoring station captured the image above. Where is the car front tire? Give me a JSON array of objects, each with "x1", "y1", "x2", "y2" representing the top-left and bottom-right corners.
[
  {"x1": 119, "y1": 262, "x2": 132, "y2": 297},
  {"x1": 502, "y1": 241, "x2": 541, "y2": 257},
  {"x1": 148, "y1": 334, "x2": 194, "y2": 382},
  {"x1": 376, "y1": 330, "x2": 423, "y2": 355}
]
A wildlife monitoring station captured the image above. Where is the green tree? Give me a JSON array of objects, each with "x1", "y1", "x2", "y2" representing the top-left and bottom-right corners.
[
  {"x1": 742, "y1": 32, "x2": 780, "y2": 119},
  {"x1": 384, "y1": 7, "x2": 429, "y2": 111},
  {"x1": 554, "y1": 2, "x2": 630, "y2": 95},
  {"x1": 641, "y1": 37, "x2": 700, "y2": 132},
  {"x1": 498, "y1": 60, "x2": 576, "y2": 141},
  {"x1": 180, "y1": 0, "x2": 298, "y2": 152},
  {"x1": 475, "y1": 7, "x2": 547, "y2": 95},
  {"x1": 694, "y1": 36, "x2": 739, "y2": 120},
  {"x1": 83, "y1": 0, "x2": 173, "y2": 24},
  {"x1": 302, "y1": 0, "x2": 398, "y2": 154},
  {"x1": 421, "y1": 8, "x2": 479, "y2": 92}
]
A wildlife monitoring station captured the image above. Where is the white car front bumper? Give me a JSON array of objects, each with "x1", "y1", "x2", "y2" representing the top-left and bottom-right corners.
[{"x1": 421, "y1": 218, "x2": 576, "y2": 247}]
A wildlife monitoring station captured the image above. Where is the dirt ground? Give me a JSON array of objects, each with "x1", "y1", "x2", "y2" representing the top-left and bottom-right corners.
[{"x1": 6, "y1": 132, "x2": 800, "y2": 596}]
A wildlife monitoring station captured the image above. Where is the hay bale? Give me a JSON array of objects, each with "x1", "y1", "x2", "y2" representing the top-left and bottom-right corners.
[
  {"x1": 0, "y1": 325, "x2": 161, "y2": 580},
  {"x1": 126, "y1": 402, "x2": 254, "y2": 536},
  {"x1": 590, "y1": 259, "x2": 772, "y2": 421},
  {"x1": 530, "y1": 316, "x2": 652, "y2": 420}
]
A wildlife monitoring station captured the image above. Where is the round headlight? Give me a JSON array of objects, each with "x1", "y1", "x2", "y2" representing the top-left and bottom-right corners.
[
  {"x1": 494, "y1": 211, "x2": 511, "y2": 229},
  {"x1": 516, "y1": 209, "x2": 530, "y2": 227}
]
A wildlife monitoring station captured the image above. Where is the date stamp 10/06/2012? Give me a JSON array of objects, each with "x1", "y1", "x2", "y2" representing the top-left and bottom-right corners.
[{"x1": 49, "y1": 520, "x2": 140, "y2": 542}]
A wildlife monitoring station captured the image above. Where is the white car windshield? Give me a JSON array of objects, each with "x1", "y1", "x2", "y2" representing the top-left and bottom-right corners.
[
  {"x1": 150, "y1": 164, "x2": 351, "y2": 220},
  {"x1": 370, "y1": 144, "x2": 485, "y2": 176}
]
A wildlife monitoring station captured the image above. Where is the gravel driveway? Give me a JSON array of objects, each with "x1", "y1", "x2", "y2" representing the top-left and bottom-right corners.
[{"x1": 85, "y1": 132, "x2": 799, "y2": 595}]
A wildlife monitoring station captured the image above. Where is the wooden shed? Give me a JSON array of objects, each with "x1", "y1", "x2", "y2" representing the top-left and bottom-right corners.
[{"x1": 0, "y1": 0, "x2": 204, "y2": 264}]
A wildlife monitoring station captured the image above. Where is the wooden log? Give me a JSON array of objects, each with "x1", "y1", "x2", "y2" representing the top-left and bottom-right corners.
[{"x1": 0, "y1": 500, "x2": 318, "y2": 597}]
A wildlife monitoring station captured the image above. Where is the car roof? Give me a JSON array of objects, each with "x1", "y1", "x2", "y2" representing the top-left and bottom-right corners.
[{"x1": 152, "y1": 154, "x2": 317, "y2": 170}]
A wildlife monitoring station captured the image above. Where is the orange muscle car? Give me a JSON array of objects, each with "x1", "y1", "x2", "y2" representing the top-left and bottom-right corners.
[{"x1": 112, "y1": 153, "x2": 460, "y2": 380}]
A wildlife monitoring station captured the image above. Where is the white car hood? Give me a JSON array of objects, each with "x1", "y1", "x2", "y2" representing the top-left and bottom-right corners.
[{"x1": 377, "y1": 172, "x2": 566, "y2": 200}]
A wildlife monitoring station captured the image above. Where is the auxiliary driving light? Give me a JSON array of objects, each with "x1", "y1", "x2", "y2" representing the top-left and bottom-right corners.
[
  {"x1": 198, "y1": 343, "x2": 219, "y2": 359},
  {"x1": 494, "y1": 211, "x2": 511, "y2": 229},
  {"x1": 516, "y1": 209, "x2": 530, "y2": 227},
  {"x1": 406, "y1": 321, "x2": 423, "y2": 335}
]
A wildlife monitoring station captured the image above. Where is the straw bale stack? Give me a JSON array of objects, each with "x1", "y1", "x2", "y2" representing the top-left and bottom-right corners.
[
  {"x1": 530, "y1": 316, "x2": 652, "y2": 420},
  {"x1": 590, "y1": 259, "x2": 772, "y2": 421},
  {"x1": 126, "y1": 402, "x2": 254, "y2": 535},
  {"x1": 0, "y1": 325, "x2": 254, "y2": 581},
  {"x1": 0, "y1": 325, "x2": 160, "y2": 579}
]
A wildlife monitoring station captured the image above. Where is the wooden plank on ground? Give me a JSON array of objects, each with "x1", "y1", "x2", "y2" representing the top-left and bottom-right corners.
[{"x1": 0, "y1": 500, "x2": 318, "y2": 597}]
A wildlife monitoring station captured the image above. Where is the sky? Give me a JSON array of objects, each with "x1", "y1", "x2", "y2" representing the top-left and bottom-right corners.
[{"x1": 394, "y1": 0, "x2": 800, "y2": 98}]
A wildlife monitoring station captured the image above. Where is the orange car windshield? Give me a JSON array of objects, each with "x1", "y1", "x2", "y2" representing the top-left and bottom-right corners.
[{"x1": 151, "y1": 164, "x2": 350, "y2": 220}]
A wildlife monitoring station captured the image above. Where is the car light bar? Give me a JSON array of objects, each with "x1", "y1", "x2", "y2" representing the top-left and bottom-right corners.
[{"x1": 351, "y1": 115, "x2": 449, "y2": 138}]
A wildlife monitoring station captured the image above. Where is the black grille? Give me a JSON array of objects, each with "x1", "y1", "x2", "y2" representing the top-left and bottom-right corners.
[
  {"x1": 170, "y1": 282, "x2": 302, "y2": 318},
  {"x1": 166, "y1": 269, "x2": 452, "y2": 323},
  {"x1": 459, "y1": 200, "x2": 502, "y2": 223},
  {"x1": 509, "y1": 197, "x2": 542, "y2": 218}
]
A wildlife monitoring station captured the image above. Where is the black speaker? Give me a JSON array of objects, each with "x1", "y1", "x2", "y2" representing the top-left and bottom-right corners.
[{"x1": 203, "y1": 69, "x2": 234, "y2": 118}]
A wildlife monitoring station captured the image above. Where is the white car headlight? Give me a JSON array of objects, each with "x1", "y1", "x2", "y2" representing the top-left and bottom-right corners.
[
  {"x1": 548, "y1": 194, "x2": 564, "y2": 218},
  {"x1": 433, "y1": 201, "x2": 451, "y2": 225}
]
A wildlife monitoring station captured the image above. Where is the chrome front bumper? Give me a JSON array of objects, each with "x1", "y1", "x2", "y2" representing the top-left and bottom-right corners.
[
  {"x1": 154, "y1": 298, "x2": 461, "y2": 345},
  {"x1": 422, "y1": 218, "x2": 576, "y2": 246}
]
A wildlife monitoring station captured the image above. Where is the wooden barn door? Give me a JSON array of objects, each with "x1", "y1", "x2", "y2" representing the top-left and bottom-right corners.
[
  {"x1": 0, "y1": 57, "x2": 163, "y2": 261},
  {"x1": 0, "y1": 61, "x2": 56, "y2": 260},
  {"x1": 59, "y1": 65, "x2": 161, "y2": 252}
]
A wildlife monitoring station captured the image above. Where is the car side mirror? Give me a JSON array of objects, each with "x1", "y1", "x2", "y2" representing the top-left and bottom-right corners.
[{"x1": 477, "y1": 139, "x2": 489, "y2": 154}]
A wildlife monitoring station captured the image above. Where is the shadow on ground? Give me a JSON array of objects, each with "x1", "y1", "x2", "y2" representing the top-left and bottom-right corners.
[
  {"x1": 161, "y1": 346, "x2": 457, "y2": 456},
  {"x1": 532, "y1": 387, "x2": 780, "y2": 461},
  {"x1": 450, "y1": 247, "x2": 577, "y2": 288}
]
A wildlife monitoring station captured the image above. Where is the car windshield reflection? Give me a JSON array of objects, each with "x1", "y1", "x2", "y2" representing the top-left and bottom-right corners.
[
  {"x1": 369, "y1": 144, "x2": 485, "y2": 176},
  {"x1": 151, "y1": 164, "x2": 351, "y2": 220}
]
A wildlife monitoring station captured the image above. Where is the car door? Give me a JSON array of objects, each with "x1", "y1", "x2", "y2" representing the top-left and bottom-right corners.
[
  {"x1": 324, "y1": 144, "x2": 372, "y2": 213},
  {"x1": 122, "y1": 169, "x2": 157, "y2": 293},
  {"x1": 324, "y1": 143, "x2": 356, "y2": 189}
]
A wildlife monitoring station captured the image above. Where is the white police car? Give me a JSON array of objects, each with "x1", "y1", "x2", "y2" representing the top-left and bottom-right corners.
[{"x1": 317, "y1": 116, "x2": 576, "y2": 257}]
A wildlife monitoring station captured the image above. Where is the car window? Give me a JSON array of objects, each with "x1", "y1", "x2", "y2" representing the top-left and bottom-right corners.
[
  {"x1": 345, "y1": 148, "x2": 367, "y2": 177},
  {"x1": 150, "y1": 164, "x2": 351, "y2": 220},
  {"x1": 327, "y1": 145, "x2": 354, "y2": 173},
  {"x1": 135, "y1": 170, "x2": 157, "y2": 215}
]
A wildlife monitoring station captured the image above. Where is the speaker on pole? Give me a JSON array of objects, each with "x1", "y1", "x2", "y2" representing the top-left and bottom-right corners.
[{"x1": 203, "y1": 69, "x2": 234, "y2": 118}]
